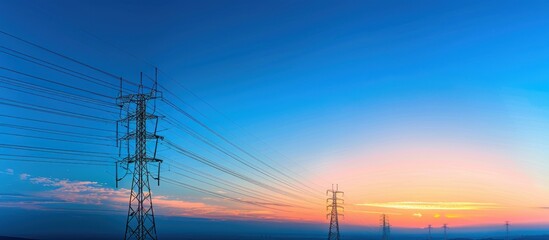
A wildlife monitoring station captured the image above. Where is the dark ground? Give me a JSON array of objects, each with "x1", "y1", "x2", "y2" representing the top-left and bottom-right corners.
[{"x1": 4, "y1": 235, "x2": 549, "y2": 240}]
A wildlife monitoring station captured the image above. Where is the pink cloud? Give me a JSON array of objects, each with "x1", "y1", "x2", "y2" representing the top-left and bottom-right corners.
[
  {"x1": 16, "y1": 174, "x2": 278, "y2": 220},
  {"x1": 19, "y1": 173, "x2": 30, "y2": 180},
  {"x1": 0, "y1": 168, "x2": 14, "y2": 175}
]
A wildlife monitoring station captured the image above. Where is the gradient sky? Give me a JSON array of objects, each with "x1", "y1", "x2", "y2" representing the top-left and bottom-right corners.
[{"x1": 1, "y1": 0, "x2": 549, "y2": 239}]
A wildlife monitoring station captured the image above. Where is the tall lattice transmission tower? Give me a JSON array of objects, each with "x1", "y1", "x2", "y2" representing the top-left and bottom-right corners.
[
  {"x1": 116, "y1": 70, "x2": 163, "y2": 240},
  {"x1": 442, "y1": 224, "x2": 449, "y2": 240},
  {"x1": 327, "y1": 184, "x2": 344, "y2": 240},
  {"x1": 427, "y1": 224, "x2": 432, "y2": 240},
  {"x1": 505, "y1": 221, "x2": 510, "y2": 240},
  {"x1": 380, "y1": 214, "x2": 390, "y2": 240}
]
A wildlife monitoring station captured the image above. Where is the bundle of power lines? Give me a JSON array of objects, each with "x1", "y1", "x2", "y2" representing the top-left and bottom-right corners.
[{"x1": 0, "y1": 30, "x2": 326, "y2": 218}]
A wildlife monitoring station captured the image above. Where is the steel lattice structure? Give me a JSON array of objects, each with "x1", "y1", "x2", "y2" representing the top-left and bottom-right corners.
[
  {"x1": 326, "y1": 184, "x2": 344, "y2": 240},
  {"x1": 381, "y1": 214, "x2": 390, "y2": 240},
  {"x1": 116, "y1": 71, "x2": 163, "y2": 240},
  {"x1": 442, "y1": 224, "x2": 449, "y2": 240},
  {"x1": 505, "y1": 221, "x2": 510, "y2": 240},
  {"x1": 427, "y1": 224, "x2": 432, "y2": 240}
]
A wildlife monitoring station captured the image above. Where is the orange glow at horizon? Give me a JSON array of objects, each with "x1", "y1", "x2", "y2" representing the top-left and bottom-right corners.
[{"x1": 266, "y1": 138, "x2": 549, "y2": 227}]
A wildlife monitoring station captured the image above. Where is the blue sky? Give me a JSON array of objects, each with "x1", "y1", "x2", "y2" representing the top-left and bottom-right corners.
[{"x1": 1, "y1": 0, "x2": 549, "y2": 239}]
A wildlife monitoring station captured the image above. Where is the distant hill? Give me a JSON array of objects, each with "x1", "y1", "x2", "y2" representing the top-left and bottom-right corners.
[
  {"x1": 447, "y1": 236, "x2": 549, "y2": 240},
  {"x1": 514, "y1": 236, "x2": 549, "y2": 240},
  {"x1": 0, "y1": 237, "x2": 37, "y2": 240}
]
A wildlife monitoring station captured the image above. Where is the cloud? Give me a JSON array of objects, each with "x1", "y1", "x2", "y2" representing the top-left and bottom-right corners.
[
  {"x1": 0, "y1": 168, "x2": 14, "y2": 175},
  {"x1": 0, "y1": 192, "x2": 68, "y2": 210},
  {"x1": 19, "y1": 173, "x2": 30, "y2": 180},
  {"x1": 29, "y1": 177, "x2": 127, "y2": 205},
  {"x1": 413, "y1": 213, "x2": 422, "y2": 218},
  {"x1": 355, "y1": 202, "x2": 501, "y2": 210},
  {"x1": 10, "y1": 174, "x2": 279, "y2": 220},
  {"x1": 346, "y1": 209, "x2": 402, "y2": 215}
]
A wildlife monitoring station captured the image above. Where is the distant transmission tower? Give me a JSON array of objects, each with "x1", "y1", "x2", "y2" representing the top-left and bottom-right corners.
[
  {"x1": 381, "y1": 214, "x2": 390, "y2": 240},
  {"x1": 327, "y1": 184, "x2": 344, "y2": 240},
  {"x1": 442, "y1": 224, "x2": 448, "y2": 240},
  {"x1": 505, "y1": 221, "x2": 510, "y2": 240},
  {"x1": 116, "y1": 70, "x2": 163, "y2": 240},
  {"x1": 427, "y1": 224, "x2": 432, "y2": 240}
]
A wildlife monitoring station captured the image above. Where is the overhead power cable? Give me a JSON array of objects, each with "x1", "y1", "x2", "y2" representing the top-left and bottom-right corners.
[
  {"x1": 0, "y1": 97, "x2": 114, "y2": 123},
  {"x1": 0, "y1": 143, "x2": 114, "y2": 157},
  {"x1": 0, "y1": 66, "x2": 113, "y2": 98},
  {"x1": 0, "y1": 114, "x2": 112, "y2": 133},
  {"x1": 164, "y1": 139, "x2": 321, "y2": 206},
  {"x1": 0, "y1": 75, "x2": 116, "y2": 108},
  {"x1": 0, "y1": 132, "x2": 114, "y2": 147},
  {"x1": 163, "y1": 177, "x2": 287, "y2": 211},
  {"x1": 163, "y1": 99, "x2": 322, "y2": 199},
  {"x1": 0, "y1": 29, "x2": 121, "y2": 80}
]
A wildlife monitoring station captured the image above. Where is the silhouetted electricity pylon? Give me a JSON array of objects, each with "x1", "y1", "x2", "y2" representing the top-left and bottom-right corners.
[
  {"x1": 116, "y1": 70, "x2": 163, "y2": 240},
  {"x1": 381, "y1": 214, "x2": 390, "y2": 240},
  {"x1": 442, "y1": 224, "x2": 449, "y2": 240},
  {"x1": 327, "y1": 184, "x2": 344, "y2": 240},
  {"x1": 505, "y1": 221, "x2": 510, "y2": 240},
  {"x1": 427, "y1": 224, "x2": 432, "y2": 240}
]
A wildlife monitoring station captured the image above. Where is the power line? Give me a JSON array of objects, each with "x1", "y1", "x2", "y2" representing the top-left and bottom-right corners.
[
  {"x1": 169, "y1": 170, "x2": 298, "y2": 209},
  {"x1": 164, "y1": 139, "x2": 321, "y2": 206},
  {"x1": 161, "y1": 82, "x2": 326, "y2": 191},
  {"x1": 0, "y1": 29, "x2": 144, "y2": 90},
  {"x1": 0, "y1": 29, "x2": 122, "y2": 80},
  {"x1": 158, "y1": 67, "x2": 328, "y2": 190},
  {"x1": 0, "y1": 84, "x2": 119, "y2": 115},
  {"x1": 0, "y1": 153, "x2": 113, "y2": 162},
  {"x1": 1, "y1": 29, "x2": 324, "y2": 205},
  {"x1": 163, "y1": 177, "x2": 287, "y2": 211},
  {"x1": 0, "y1": 27, "x2": 330, "y2": 236},
  {"x1": 0, "y1": 97, "x2": 114, "y2": 123},
  {"x1": 0, "y1": 46, "x2": 124, "y2": 91},
  {"x1": 2, "y1": 28, "x2": 324, "y2": 200},
  {"x1": 163, "y1": 99, "x2": 322, "y2": 200},
  {"x1": 163, "y1": 116, "x2": 321, "y2": 201},
  {"x1": 0, "y1": 75, "x2": 116, "y2": 108},
  {"x1": 163, "y1": 160, "x2": 313, "y2": 210},
  {"x1": 0, "y1": 157, "x2": 112, "y2": 166},
  {"x1": 0, "y1": 114, "x2": 112, "y2": 133},
  {"x1": 0, "y1": 132, "x2": 114, "y2": 147},
  {"x1": 0, "y1": 66, "x2": 113, "y2": 99},
  {"x1": 0, "y1": 143, "x2": 114, "y2": 157}
]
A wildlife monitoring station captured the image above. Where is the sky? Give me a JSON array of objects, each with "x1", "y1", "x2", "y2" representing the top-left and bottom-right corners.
[{"x1": 1, "y1": 0, "x2": 549, "y2": 239}]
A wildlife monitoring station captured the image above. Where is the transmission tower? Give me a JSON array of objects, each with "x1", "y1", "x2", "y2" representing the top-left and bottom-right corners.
[
  {"x1": 327, "y1": 184, "x2": 344, "y2": 240},
  {"x1": 505, "y1": 221, "x2": 510, "y2": 240},
  {"x1": 442, "y1": 224, "x2": 448, "y2": 240},
  {"x1": 116, "y1": 70, "x2": 163, "y2": 240},
  {"x1": 427, "y1": 224, "x2": 432, "y2": 240},
  {"x1": 380, "y1": 214, "x2": 390, "y2": 240}
]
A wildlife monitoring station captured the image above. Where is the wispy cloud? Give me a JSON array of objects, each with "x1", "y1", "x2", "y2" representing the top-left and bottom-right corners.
[
  {"x1": 0, "y1": 168, "x2": 14, "y2": 175},
  {"x1": 4, "y1": 172, "x2": 280, "y2": 221},
  {"x1": 19, "y1": 173, "x2": 30, "y2": 180},
  {"x1": 346, "y1": 209, "x2": 402, "y2": 215},
  {"x1": 0, "y1": 192, "x2": 68, "y2": 210},
  {"x1": 355, "y1": 202, "x2": 501, "y2": 210}
]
